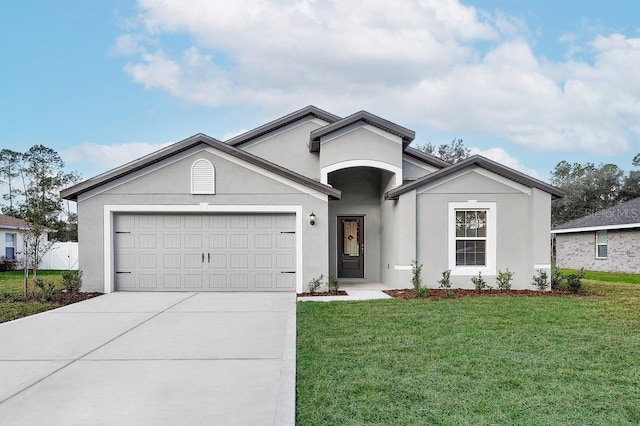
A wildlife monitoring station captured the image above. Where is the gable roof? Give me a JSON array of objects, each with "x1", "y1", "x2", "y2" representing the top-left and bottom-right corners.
[
  {"x1": 226, "y1": 105, "x2": 341, "y2": 147},
  {"x1": 552, "y1": 197, "x2": 640, "y2": 233},
  {"x1": 0, "y1": 214, "x2": 29, "y2": 230},
  {"x1": 61, "y1": 133, "x2": 341, "y2": 201},
  {"x1": 403, "y1": 146, "x2": 450, "y2": 169},
  {"x1": 385, "y1": 154, "x2": 564, "y2": 200},
  {"x1": 308, "y1": 110, "x2": 416, "y2": 152}
]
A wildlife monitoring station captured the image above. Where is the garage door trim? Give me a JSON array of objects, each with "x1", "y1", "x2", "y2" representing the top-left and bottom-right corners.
[{"x1": 103, "y1": 204, "x2": 304, "y2": 293}]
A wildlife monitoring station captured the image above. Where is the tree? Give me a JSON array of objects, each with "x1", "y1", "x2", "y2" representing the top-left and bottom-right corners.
[
  {"x1": 413, "y1": 138, "x2": 470, "y2": 164},
  {"x1": 0, "y1": 145, "x2": 80, "y2": 292},
  {"x1": 0, "y1": 149, "x2": 22, "y2": 217},
  {"x1": 550, "y1": 161, "x2": 624, "y2": 226}
]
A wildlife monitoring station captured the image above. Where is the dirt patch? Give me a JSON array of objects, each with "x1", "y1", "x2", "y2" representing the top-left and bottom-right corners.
[
  {"x1": 297, "y1": 291, "x2": 349, "y2": 297},
  {"x1": 384, "y1": 288, "x2": 594, "y2": 300}
]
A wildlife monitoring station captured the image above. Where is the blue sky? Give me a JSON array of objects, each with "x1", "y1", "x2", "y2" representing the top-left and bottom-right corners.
[{"x1": 1, "y1": 0, "x2": 640, "y2": 182}]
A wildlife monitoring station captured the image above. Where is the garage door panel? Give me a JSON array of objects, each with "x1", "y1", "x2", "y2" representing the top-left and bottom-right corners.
[
  {"x1": 230, "y1": 274, "x2": 249, "y2": 288},
  {"x1": 163, "y1": 275, "x2": 181, "y2": 289},
  {"x1": 163, "y1": 234, "x2": 181, "y2": 249},
  {"x1": 276, "y1": 274, "x2": 295, "y2": 289},
  {"x1": 115, "y1": 213, "x2": 296, "y2": 292},
  {"x1": 139, "y1": 274, "x2": 157, "y2": 289}
]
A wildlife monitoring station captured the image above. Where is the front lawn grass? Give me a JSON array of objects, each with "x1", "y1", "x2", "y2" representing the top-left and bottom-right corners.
[
  {"x1": 297, "y1": 281, "x2": 640, "y2": 424},
  {"x1": 0, "y1": 270, "x2": 70, "y2": 323},
  {"x1": 561, "y1": 268, "x2": 640, "y2": 285}
]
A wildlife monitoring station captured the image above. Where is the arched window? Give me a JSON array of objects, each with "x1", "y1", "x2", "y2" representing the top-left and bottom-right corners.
[{"x1": 191, "y1": 159, "x2": 215, "y2": 194}]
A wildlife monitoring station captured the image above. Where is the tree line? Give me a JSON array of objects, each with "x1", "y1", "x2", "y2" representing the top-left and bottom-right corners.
[
  {"x1": 415, "y1": 139, "x2": 640, "y2": 226},
  {"x1": 0, "y1": 146, "x2": 79, "y2": 279}
]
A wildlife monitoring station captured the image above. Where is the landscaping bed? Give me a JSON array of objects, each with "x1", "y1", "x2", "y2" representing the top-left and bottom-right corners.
[
  {"x1": 297, "y1": 290, "x2": 348, "y2": 297},
  {"x1": 0, "y1": 291, "x2": 102, "y2": 323},
  {"x1": 384, "y1": 287, "x2": 593, "y2": 299}
]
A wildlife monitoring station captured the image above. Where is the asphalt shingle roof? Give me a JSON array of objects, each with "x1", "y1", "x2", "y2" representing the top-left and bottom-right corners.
[
  {"x1": 0, "y1": 214, "x2": 29, "y2": 229},
  {"x1": 553, "y1": 197, "x2": 640, "y2": 231}
]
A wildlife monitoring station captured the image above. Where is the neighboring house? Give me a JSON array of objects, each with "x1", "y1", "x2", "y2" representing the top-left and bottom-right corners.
[
  {"x1": 0, "y1": 214, "x2": 28, "y2": 263},
  {"x1": 61, "y1": 106, "x2": 562, "y2": 293},
  {"x1": 552, "y1": 197, "x2": 640, "y2": 273}
]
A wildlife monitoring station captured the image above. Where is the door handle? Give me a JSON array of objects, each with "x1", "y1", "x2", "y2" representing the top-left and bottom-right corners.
[
  {"x1": 202, "y1": 253, "x2": 205, "y2": 263},
  {"x1": 208, "y1": 253, "x2": 210, "y2": 263}
]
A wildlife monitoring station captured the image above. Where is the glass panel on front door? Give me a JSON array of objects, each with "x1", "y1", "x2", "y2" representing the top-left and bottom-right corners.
[{"x1": 343, "y1": 220, "x2": 360, "y2": 256}]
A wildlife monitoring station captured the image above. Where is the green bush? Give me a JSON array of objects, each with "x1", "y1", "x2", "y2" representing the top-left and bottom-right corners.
[
  {"x1": 411, "y1": 260, "x2": 423, "y2": 291},
  {"x1": 327, "y1": 274, "x2": 339, "y2": 294},
  {"x1": 532, "y1": 269, "x2": 549, "y2": 291},
  {"x1": 0, "y1": 256, "x2": 17, "y2": 272},
  {"x1": 471, "y1": 271, "x2": 490, "y2": 291},
  {"x1": 34, "y1": 278, "x2": 56, "y2": 302},
  {"x1": 415, "y1": 286, "x2": 429, "y2": 298},
  {"x1": 496, "y1": 269, "x2": 514, "y2": 290},
  {"x1": 565, "y1": 268, "x2": 585, "y2": 293},
  {"x1": 551, "y1": 266, "x2": 564, "y2": 289},
  {"x1": 438, "y1": 270, "x2": 454, "y2": 298},
  {"x1": 61, "y1": 270, "x2": 82, "y2": 293},
  {"x1": 308, "y1": 274, "x2": 324, "y2": 293}
]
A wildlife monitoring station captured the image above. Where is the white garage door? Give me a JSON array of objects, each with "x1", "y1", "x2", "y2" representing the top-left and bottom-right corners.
[{"x1": 114, "y1": 213, "x2": 296, "y2": 291}]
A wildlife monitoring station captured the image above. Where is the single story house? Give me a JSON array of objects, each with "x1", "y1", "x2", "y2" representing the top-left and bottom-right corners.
[
  {"x1": 61, "y1": 106, "x2": 562, "y2": 293},
  {"x1": 552, "y1": 197, "x2": 640, "y2": 273},
  {"x1": 0, "y1": 214, "x2": 28, "y2": 262}
]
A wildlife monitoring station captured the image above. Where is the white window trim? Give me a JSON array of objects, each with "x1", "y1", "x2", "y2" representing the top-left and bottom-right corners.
[
  {"x1": 191, "y1": 159, "x2": 215, "y2": 194},
  {"x1": 595, "y1": 230, "x2": 608, "y2": 259},
  {"x1": 103, "y1": 204, "x2": 304, "y2": 294},
  {"x1": 5, "y1": 233, "x2": 16, "y2": 260},
  {"x1": 448, "y1": 201, "x2": 496, "y2": 276}
]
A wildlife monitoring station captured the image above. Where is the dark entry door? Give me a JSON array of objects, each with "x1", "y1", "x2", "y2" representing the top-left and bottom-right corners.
[{"x1": 337, "y1": 216, "x2": 364, "y2": 278}]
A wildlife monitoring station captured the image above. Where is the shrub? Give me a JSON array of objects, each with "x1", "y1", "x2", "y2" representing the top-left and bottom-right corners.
[
  {"x1": 438, "y1": 270, "x2": 454, "y2": 298},
  {"x1": 565, "y1": 268, "x2": 585, "y2": 293},
  {"x1": 532, "y1": 269, "x2": 549, "y2": 291},
  {"x1": 415, "y1": 286, "x2": 430, "y2": 298},
  {"x1": 550, "y1": 266, "x2": 563, "y2": 289},
  {"x1": 496, "y1": 269, "x2": 514, "y2": 290},
  {"x1": 327, "y1": 274, "x2": 339, "y2": 294},
  {"x1": 34, "y1": 278, "x2": 56, "y2": 302},
  {"x1": 308, "y1": 274, "x2": 324, "y2": 293},
  {"x1": 0, "y1": 256, "x2": 17, "y2": 272},
  {"x1": 0, "y1": 290, "x2": 21, "y2": 302},
  {"x1": 471, "y1": 271, "x2": 490, "y2": 291},
  {"x1": 411, "y1": 260, "x2": 423, "y2": 291},
  {"x1": 61, "y1": 270, "x2": 83, "y2": 293}
]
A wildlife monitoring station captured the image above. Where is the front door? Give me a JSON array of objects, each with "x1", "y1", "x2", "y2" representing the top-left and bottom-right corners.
[{"x1": 337, "y1": 216, "x2": 364, "y2": 278}]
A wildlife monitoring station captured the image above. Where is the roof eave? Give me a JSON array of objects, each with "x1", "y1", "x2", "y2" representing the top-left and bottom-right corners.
[{"x1": 226, "y1": 105, "x2": 341, "y2": 148}]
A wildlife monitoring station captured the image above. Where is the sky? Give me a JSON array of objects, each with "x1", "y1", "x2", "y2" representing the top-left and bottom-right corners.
[{"x1": 2, "y1": 0, "x2": 640, "y2": 183}]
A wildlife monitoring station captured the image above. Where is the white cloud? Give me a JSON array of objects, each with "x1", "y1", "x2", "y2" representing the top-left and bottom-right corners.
[
  {"x1": 117, "y1": 0, "x2": 640, "y2": 157},
  {"x1": 61, "y1": 142, "x2": 172, "y2": 175},
  {"x1": 470, "y1": 147, "x2": 540, "y2": 178}
]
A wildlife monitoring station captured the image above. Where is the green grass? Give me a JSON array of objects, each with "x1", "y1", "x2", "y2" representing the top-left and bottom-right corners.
[
  {"x1": 561, "y1": 269, "x2": 640, "y2": 285},
  {"x1": 297, "y1": 281, "x2": 640, "y2": 425},
  {"x1": 0, "y1": 270, "x2": 66, "y2": 323}
]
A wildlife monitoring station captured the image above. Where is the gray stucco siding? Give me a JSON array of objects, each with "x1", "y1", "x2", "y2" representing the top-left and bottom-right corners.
[
  {"x1": 556, "y1": 229, "x2": 640, "y2": 273},
  {"x1": 414, "y1": 169, "x2": 549, "y2": 290},
  {"x1": 402, "y1": 158, "x2": 437, "y2": 181},
  {"x1": 319, "y1": 126, "x2": 403, "y2": 172},
  {"x1": 76, "y1": 148, "x2": 330, "y2": 293},
  {"x1": 242, "y1": 120, "x2": 323, "y2": 179}
]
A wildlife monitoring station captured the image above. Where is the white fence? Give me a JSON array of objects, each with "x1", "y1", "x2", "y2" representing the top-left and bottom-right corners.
[{"x1": 39, "y1": 242, "x2": 79, "y2": 270}]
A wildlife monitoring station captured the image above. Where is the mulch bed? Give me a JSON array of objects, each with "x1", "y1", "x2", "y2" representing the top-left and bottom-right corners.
[
  {"x1": 0, "y1": 292, "x2": 103, "y2": 304},
  {"x1": 297, "y1": 290, "x2": 349, "y2": 297},
  {"x1": 384, "y1": 288, "x2": 593, "y2": 300}
]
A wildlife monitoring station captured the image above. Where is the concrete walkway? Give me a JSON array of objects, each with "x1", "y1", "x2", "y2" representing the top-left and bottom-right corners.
[
  {"x1": 297, "y1": 288, "x2": 393, "y2": 302},
  {"x1": 0, "y1": 292, "x2": 296, "y2": 426}
]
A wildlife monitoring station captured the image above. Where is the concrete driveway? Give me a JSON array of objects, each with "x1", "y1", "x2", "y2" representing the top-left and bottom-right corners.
[{"x1": 0, "y1": 292, "x2": 296, "y2": 426}]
